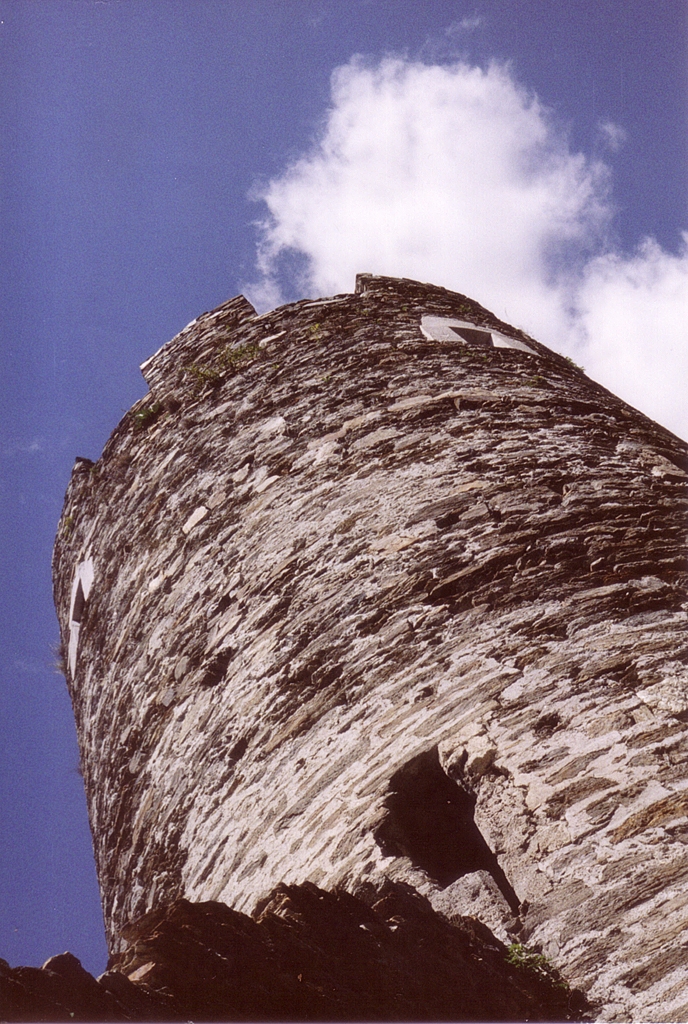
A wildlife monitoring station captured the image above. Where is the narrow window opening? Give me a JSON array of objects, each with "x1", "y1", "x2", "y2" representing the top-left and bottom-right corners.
[
  {"x1": 71, "y1": 581, "x2": 86, "y2": 624},
  {"x1": 374, "y1": 747, "x2": 520, "y2": 913}
]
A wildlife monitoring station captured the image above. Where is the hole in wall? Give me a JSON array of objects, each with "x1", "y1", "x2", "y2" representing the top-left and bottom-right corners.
[
  {"x1": 201, "y1": 650, "x2": 233, "y2": 688},
  {"x1": 534, "y1": 712, "x2": 561, "y2": 736},
  {"x1": 544, "y1": 476, "x2": 568, "y2": 496},
  {"x1": 454, "y1": 327, "x2": 493, "y2": 348},
  {"x1": 374, "y1": 747, "x2": 520, "y2": 913},
  {"x1": 215, "y1": 594, "x2": 233, "y2": 615},
  {"x1": 228, "y1": 736, "x2": 248, "y2": 763}
]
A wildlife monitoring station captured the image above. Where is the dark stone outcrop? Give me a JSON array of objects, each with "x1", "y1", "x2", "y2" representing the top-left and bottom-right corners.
[
  {"x1": 1, "y1": 880, "x2": 584, "y2": 1022},
  {"x1": 0, "y1": 950, "x2": 167, "y2": 1023}
]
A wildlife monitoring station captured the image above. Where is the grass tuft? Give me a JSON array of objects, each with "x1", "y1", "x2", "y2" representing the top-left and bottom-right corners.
[{"x1": 506, "y1": 942, "x2": 568, "y2": 991}]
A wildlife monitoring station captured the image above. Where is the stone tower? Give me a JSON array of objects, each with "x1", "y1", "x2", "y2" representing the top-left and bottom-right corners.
[{"x1": 52, "y1": 275, "x2": 688, "y2": 1020}]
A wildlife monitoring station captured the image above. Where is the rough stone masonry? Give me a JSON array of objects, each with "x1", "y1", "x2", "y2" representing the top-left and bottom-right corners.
[{"x1": 50, "y1": 274, "x2": 688, "y2": 1021}]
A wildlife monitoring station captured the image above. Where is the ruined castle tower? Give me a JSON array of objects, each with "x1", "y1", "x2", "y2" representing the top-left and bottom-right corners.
[{"x1": 52, "y1": 275, "x2": 688, "y2": 1020}]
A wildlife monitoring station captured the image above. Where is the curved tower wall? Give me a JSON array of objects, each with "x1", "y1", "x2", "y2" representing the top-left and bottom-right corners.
[{"x1": 53, "y1": 275, "x2": 688, "y2": 1019}]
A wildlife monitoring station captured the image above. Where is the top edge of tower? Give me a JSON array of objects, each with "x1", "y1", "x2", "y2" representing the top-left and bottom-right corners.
[
  {"x1": 53, "y1": 270, "x2": 688, "y2": 527},
  {"x1": 138, "y1": 274, "x2": 557, "y2": 397}
]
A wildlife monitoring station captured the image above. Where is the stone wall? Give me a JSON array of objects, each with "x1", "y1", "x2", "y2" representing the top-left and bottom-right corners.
[{"x1": 52, "y1": 275, "x2": 688, "y2": 1021}]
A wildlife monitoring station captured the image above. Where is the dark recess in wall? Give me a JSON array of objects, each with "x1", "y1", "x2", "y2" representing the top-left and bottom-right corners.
[{"x1": 374, "y1": 747, "x2": 520, "y2": 913}]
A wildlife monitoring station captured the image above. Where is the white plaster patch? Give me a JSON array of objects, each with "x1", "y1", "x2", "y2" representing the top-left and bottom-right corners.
[
  {"x1": 67, "y1": 557, "x2": 95, "y2": 676},
  {"x1": 69, "y1": 558, "x2": 94, "y2": 617},
  {"x1": 492, "y1": 333, "x2": 536, "y2": 354},
  {"x1": 420, "y1": 315, "x2": 536, "y2": 354},
  {"x1": 67, "y1": 625, "x2": 80, "y2": 679},
  {"x1": 421, "y1": 316, "x2": 491, "y2": 344}
]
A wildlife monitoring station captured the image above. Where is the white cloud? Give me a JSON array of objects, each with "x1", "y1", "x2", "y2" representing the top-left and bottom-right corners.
[
  {"x1": 446, "y1": 16, "x2": 484, "y2": 34},
  {"x1": 597, "y1": 119, "x2": 627, "y2": 153},
  {"x1": 576, "y1": 235, "x2": 688, "y2": 437},
  {"x1": 247, "y1": 56, "x2": 688, "y2": 440},
  {"x1": 2, "y1": 438, "x2": 43, "y2": 457}
]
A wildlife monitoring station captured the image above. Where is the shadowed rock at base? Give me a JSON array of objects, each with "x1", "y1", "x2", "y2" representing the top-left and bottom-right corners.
[{"x1": 1, "y1": 879, "x2": 586, "y2": 1022}]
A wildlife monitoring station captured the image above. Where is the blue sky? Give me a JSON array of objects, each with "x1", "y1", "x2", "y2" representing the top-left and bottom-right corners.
[{"x1": 1, "y1": 0, "x2": 686, "y2": 975}]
